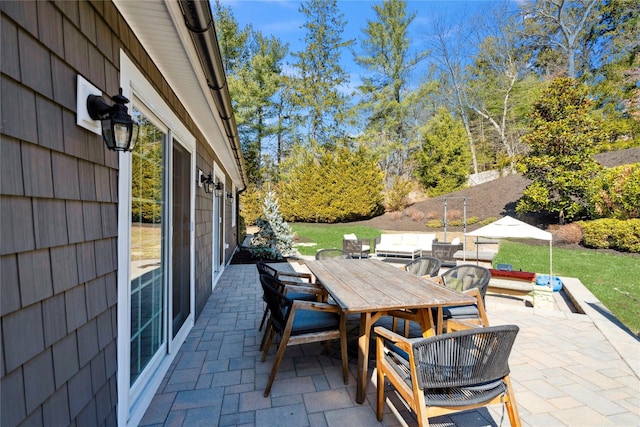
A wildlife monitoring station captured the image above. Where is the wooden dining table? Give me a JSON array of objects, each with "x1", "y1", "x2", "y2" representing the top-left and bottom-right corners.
[{"x1": 304, "y1": 258, "x2": 477, "y2": 404}]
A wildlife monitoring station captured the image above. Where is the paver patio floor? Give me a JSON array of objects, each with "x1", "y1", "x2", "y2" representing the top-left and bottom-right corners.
[{"x1": 140, "y1": 263, "x2": 639, "y2": 427}]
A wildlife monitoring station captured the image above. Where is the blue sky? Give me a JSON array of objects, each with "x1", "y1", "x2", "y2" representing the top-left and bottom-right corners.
[{"x1": 219, "y1": 0, "x2": 502, "y2": 89}]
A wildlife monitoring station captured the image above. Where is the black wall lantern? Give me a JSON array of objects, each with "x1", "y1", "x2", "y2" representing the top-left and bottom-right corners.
[
  {"x1": 87, "y1": 88, "x2": 139, "y2": 152},
  {"x1": 214, "y1": 182, "x2": 223, "y2": 197},
  {"x1": 200, "y1": 172, "x2": 214, "y2": 194}
]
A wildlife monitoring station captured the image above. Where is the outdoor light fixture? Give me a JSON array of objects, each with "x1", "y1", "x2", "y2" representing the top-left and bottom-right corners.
[
  {"x1": 214, "y1": 182, "x2": 224, "y2": 197},
  {"x1": 87, "y1": 88, "x2": 139, "y2": 152},
  {"x1": 226, "y1": 192, "x2": 234, "y2": 201},
  {"x1": 199, "y1": 172, "x2": 214, "y2": 194}
]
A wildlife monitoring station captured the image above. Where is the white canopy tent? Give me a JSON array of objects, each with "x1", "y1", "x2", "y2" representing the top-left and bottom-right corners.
[{"x1": 465, "y1": 216, "x2": 553, "y2": 285}]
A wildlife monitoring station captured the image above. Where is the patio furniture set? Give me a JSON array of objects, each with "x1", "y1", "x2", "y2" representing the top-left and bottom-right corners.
[
  {"x1": 256, "y1": 257, "x2": 522, "y2": 426},
  {"x1": 342, "y1": 233, "x2": 463, "y2": 265}
]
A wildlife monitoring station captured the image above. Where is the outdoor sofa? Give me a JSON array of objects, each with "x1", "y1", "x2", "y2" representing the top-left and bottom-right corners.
[{"x1": 374, "y1": 233, "x2": 437, "y2": 259}]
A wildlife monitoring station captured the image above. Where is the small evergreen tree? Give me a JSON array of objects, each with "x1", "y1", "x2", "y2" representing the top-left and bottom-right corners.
[
  {"x1": 250, "y1": 191, "x2": 295, "y2": 259},
  {"x1": 414, "y1": 108, "x2": 471, "y2": 196}
]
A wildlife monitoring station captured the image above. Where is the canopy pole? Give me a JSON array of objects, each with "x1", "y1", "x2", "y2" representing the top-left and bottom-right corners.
[
  {"x1": 549, "y1": 240, "x2": 553, "y2": 289},
  {"x1": 443, "y1": 198, "x2": 447, "y2": 242}
]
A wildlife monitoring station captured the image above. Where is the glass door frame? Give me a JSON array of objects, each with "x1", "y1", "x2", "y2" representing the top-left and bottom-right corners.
[
  {"x1": 212, "y1": 165, "x2": 226, "y2": 287},
  {"x1": 117, "y1": 51, "x2": 196, "y2": 427}
]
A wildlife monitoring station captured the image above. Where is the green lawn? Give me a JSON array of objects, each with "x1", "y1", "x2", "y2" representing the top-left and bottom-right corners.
[
  {"x1": 291, "y1": 223, "x2": 640, "y2": 336},
  {"x1": 494, "y1": 240, "x2": 640, "y2": 336},
  {"x1": 292, "y1": 223, "x2": 382, "y2": 256}
]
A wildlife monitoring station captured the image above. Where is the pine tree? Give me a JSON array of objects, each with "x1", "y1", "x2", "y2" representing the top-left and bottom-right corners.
[
  {"x1": 250, "y1": 191, "x2": 294, "y2": 259},
  {"x1": 355, "y1": 0, "x2": 427, "y2": 180},
  {"x1": 290, "y1": 0, "x2": 353, "y2": 146}
]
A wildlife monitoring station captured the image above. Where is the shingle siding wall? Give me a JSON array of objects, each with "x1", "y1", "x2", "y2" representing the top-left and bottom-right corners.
[
  {"x1": 1, "y1": 1, "x2": 240, "y2": 425},
  {"x1": 195, "y1": 151, "x2": 215, "y2": 317},
  {"x1": 1, "y1": 1, "x2": 120, "y2": 424}
]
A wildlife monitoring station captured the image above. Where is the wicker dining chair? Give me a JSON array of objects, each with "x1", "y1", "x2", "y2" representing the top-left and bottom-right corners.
[
  {"x1": 375, "y1": 324, "x2": 521, "y2": 426},
  {"x1": 314, "y1": 248, "x2": 353, "y2": 260},
  {"x1": 437, "y1": 264, "x2": 491, "y2": 332},
  {"x1": 404, "y1": 256, "x2": 442, "y2": 278},
  {"x1": 259, "y1": 273, "x2": 348, "y2": 397},
  {"x1": 255, "y1": 262, "x2": 320, "y2": 330}
]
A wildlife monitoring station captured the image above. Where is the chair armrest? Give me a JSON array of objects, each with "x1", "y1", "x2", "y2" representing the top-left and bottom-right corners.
[
  {"x1": 462, "y1": 288, "x2": 490, "y2": 327},
  {"x1": 446, "y1": 319, "x2": 482, "y2": 332},
  {"x1": 279, "y1": 278, "x2": 323, "y2": 289},
  {"x1": 291, "y1": 299, "x2": 342, "y2": 314},
  {"x1": 276, "y1": 271, "x2": 313, "y2": 281},
  {"x1": 374, "y1": 326, "x2": 412, "y2": 353}
]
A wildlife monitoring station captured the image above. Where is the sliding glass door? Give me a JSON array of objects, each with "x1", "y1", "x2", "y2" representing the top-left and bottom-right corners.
[
  {"x1": 171, "y1": 141, "x2": 191, "y2": 338},
  {"x1": 129, "y1": 111, "x2": 166, "y2": 386}
]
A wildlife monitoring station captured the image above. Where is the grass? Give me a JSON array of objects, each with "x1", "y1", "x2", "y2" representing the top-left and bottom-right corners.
[
  {"x1": 494, "y1": 240, "x2": 640, "y2": 336},
  {"x1": 131, "y1": 223, "x2": 162, "y2": 261},
  {"x1": 291, "y1": 223, "x2": 640, "y2": 336},
  {"x1": 292, "y1": 223, "x2": 382, "y2": 256}
]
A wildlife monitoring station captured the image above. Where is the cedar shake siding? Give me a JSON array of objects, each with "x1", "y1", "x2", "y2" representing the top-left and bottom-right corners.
[{"x1": 1, "y1": 1, "x2": 243, "y2": 426}]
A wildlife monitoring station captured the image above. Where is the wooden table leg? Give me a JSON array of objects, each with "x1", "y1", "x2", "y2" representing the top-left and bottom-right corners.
[
  {"x1": 415, "y1": 308, "x2": 436, "y2": 338},
  {"x1": 356, "y1": 312, "x2": 372, "y2": 404}
]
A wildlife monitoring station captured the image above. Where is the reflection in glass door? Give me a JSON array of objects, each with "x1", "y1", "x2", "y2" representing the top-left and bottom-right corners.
[{"x1": 129, "y1": 110, "x2": 166, "y2": 385}]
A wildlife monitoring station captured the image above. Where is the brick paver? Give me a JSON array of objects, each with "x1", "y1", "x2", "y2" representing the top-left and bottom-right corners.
[{"x1": 140, "y1": 263, "x2": 640, "y2": 426}]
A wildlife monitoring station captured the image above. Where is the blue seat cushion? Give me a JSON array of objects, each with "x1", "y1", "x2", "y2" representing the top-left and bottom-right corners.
[
  {"x1": 287, "y1": 291, "x2": 317, "y2": 301},
  {"x1": 442, "y1": 304, "x2": 479, "y2": 319},
  {"x1": 290, "y1": 310, "x2": 340, "y2": 335}
]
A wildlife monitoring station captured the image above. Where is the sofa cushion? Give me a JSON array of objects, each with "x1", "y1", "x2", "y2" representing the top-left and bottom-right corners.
[{"x1": 402, "y1": 234, "x2": 419, "y2": 246}]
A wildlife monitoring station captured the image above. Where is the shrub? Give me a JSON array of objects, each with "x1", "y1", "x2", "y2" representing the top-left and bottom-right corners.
[
  {"x1": 480, "y1": 217, "x2": 498, "y2": 226},
  {"x1": 385, "y1": 176, "x2": 414, "y2": 212},
  {"x1": 580, "y1": 218, "x2": 640, "y2": 252},
  {"x1": 279, "y1": 145, "x2": 384, "y2": 222},
  {"x1": 589, "y1": 163, "x2": 640, "y2": 219},
  {"x1": 405, "y1": 207, "x2": 425, "y2": 222},
  {"x1": 426, "y1": 211, "x2": 439, "y2": 220},
  {"x1": 240, "y1": 184, "x2": 265, "y2": 226},
  {"x1": 552, "y1": 222, "x2": 583, "y2": 244},
  {"x1": 580, "y1": 218, "x2": 617, "y2": 248},
  {"x1": 390, "y1": 211, "x2": 403, "y2": 221},
  {"x1": 448, "y1": 219, "x2": 463, "y2": 227},
  {"x1": 467, "y1": 216, "x2": 480, "y2": 225},
  {"x1": 611, "y1": 219, "x2": 640, "y2": 252},
  {"x1": 425, "y1": 219, "x2": 444, "y2": 228},
  {"x1": 446, "y1": 209, "x2": 462, "y2": 221}
]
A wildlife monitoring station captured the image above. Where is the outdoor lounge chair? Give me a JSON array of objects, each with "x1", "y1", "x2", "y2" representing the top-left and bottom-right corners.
[
  {"x1": 315, "y1": 248, "x2": 353, "y2": 259},
  {"x1": 342, "y1": 233, "x2": 371, "y2": 258},
  {"x1": 259, "y1": 274, "x2": 349, "y2": 397},
  {"x1": 375, "y1": 324, "x2": 521, "y2": 427}
]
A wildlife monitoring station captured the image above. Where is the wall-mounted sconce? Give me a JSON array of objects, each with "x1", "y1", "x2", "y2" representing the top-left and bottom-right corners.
[
  {"x1": 198, "y1": 171, "x2": 214, "y2": 193},
  {"x1": 214, "y1": 182, "x2": 223, "y2": 197},
  {"x1": 87, "y1": 88, "x2": 139, "y2": 152},
  {"x1": 226, "y1": 192, "x2": 234, "y2": 202}
]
